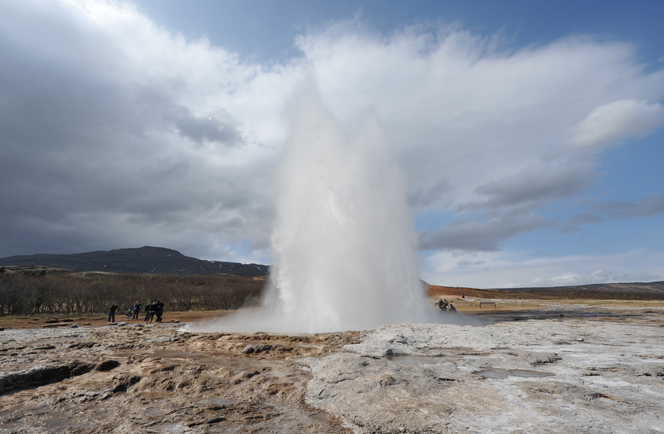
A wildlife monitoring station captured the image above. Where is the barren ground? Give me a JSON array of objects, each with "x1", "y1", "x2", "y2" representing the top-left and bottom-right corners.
[{"x1": 1, "y1": 299, "x2": 663, "y2": 433}]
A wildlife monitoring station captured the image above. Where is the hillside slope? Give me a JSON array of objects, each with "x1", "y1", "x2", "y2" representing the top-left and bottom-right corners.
[{"x1": 0, "y1": 246, "x2": 269, "y2": 277}]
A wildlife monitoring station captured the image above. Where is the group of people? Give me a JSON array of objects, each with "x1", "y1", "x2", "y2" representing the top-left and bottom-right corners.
[
  {"x1": 143, "y1": 300, "x2": 165, "y2": 324},
  {"x1": 438, "y1": 299, "x2": 457, "y2": 313},
  {"x1": 108, "y1": 300, "x2": 164, "y2": 324}
]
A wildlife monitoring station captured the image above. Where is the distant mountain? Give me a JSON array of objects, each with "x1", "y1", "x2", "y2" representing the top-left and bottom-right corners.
[{"x1": 0, "y1": 246, "x2": 270, "y2": 277}]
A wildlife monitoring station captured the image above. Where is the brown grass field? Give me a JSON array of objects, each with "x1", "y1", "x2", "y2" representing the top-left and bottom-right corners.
[
  {"x1": 0, "y1": 310, "x2": 231, "y2": 330},
  {"x1": 3, "y1": 296, "x2": 664, "y2": 330}
]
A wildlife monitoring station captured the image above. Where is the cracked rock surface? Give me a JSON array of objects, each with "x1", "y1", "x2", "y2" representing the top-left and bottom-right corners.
[
  {"x1": 1, "y1": 304, "x2": 663, "y2": 433},
  {"x1": 303, "y1": 311, "x2": 664, "y2": 433},
  {"x1": 0, "y1": 324, "x2": 359, "y2": 433}
]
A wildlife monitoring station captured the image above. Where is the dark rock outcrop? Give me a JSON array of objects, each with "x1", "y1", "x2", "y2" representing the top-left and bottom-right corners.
[{"x1": 0, "y1": 361, "x2": 95, "y2": 395}]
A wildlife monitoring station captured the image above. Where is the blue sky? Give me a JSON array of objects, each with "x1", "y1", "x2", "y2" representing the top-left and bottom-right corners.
[
  {"x1": 1, "y1": 0, "x2": 663, "y2": 287},
  {"x1": 133, "y1": 0, "x2": 664, "y2": 65}
]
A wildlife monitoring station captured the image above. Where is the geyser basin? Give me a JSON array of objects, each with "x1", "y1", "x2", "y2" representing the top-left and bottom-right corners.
[{"x1": 199, "y1": 87, "x2": 435, "y2": 333}]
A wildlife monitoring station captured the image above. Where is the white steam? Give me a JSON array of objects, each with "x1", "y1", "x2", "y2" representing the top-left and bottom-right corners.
[{"x1": 189, "y1": 87, "x2": 436, "y2": 333}]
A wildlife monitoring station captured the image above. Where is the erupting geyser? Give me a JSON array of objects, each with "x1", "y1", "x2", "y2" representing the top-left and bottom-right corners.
[
  {"x1": 263, "y1": 89, "x2": 427, "y2": 332},
  {"x1": 193, "y1": 87, "x2": 432, "y2": 333}
]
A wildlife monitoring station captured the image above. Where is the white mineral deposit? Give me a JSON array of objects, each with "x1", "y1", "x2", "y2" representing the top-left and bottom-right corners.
[{"x1": 2, "y1": 304, "x2": 663, "y2": 433}]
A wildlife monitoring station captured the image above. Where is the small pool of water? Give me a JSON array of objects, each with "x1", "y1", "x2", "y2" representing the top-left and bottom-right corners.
[
  {"x1": 473, "y1": 368, "x2": 554, "y2": 379},
  {"x1": 385, "y1": 355, "x2": 449, "y2": 365}
]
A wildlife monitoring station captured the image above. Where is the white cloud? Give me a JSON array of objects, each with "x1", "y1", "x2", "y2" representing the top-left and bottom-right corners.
[
  {"x1": 422, "y1": 249, "x2": 664, "y2": 288},
  {"x1": 297, "y1": 24, "x2": 664, "y2": 255},
  {"x1": 1, "y1": 0, "x2": 664, "y2": 268},
  {"x1": 420, "y1": 205, "x2": 557, "y2": 251},
  {"x1": 568, "y1": 99, "x2": 664, "y2": 152},
  {"x1": 466, "y1": 163, "x2": 595, "y2": 210}
]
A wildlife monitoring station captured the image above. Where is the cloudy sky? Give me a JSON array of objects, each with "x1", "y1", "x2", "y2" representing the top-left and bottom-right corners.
[{"x1": 1, "y1": 0, "x2": 663, "y2": 288}]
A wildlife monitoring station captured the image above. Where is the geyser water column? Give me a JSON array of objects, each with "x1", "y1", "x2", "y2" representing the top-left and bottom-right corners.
[{"x1": 262, "y1": 88, "x2": 428, "y2": 332}]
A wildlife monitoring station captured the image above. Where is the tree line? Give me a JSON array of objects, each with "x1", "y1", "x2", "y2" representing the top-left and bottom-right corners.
[{"x1": 0, "y1": 268, "x2": 267, "y2": 316}]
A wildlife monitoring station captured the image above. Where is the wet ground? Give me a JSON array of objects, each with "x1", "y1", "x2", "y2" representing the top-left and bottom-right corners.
[
  {"x1": 1, "y1": 301, "x2": 663, "y2": 433},
  {"x1": 0, "y1": 323, "x2": 361, "y2": 433}
]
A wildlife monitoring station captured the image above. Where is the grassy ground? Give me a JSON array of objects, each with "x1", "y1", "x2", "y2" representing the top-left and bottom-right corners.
[
  {"x1": 430, "y1": 295, "x2": 664, "y2": 314},
  {"x1": 3, "y1": 298, "x2": 664, "y2": 330}
]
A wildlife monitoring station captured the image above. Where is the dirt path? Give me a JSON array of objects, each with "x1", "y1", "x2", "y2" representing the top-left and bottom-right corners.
[{"x1": 0, "y1": 310, "x2": 231, "y2": 331}]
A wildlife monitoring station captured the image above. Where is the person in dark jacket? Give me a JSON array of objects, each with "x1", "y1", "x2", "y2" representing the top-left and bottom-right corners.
[
  {"x1": 133, "y1": 301, "x2": 142, "y2": 320},
  {"x1": 155, "y1": 300, "x2": 164, "y2": 323},
  {"x1": 144, "y1": 301, "x2": 153, "y2": 322},
  {"x1": 145, "y1": 302, "x2": 157, "y2": 324},
  {"x1": 108, "y1": 303, "x2": 119, "y2": 323}
]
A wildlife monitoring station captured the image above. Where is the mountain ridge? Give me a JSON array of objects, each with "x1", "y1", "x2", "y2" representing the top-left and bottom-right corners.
[{"x1": 0, "y1": 246, "x2": 270, "y2": 277}]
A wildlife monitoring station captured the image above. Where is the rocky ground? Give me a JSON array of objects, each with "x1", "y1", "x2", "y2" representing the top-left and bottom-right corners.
[{"x1": 1, "y1": 301, "x2": 664, "y2": 433}]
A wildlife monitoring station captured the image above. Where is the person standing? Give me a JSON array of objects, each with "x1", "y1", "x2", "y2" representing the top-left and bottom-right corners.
[
  {"x1": 155, "y1": 300, "x2": 164, "y2": 323},
  {"x1": 133, "y1": 301, "x2": 142, "y2": 320},
  {"x1": 144, "y1": 301, "x2": 152, "y2": 322},
  {"x1": 145, "y1": 301, "x2": 157, "y2": 324},
  {"x1": 108, "y1": 302, "x2": 119, "y2": 323}
]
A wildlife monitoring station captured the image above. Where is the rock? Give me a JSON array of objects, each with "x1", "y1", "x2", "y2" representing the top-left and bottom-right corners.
[
  {"x1": 72, "y1": 390, "x2": 113, "y2": 402},
  {"x1": 95, "y1": 360, "x2": 121, "y2": 371},
  {"x1": 115, "y1": 322, "x2": 129, "y2": 327},
  {"x1": 68, "y1": 342, "x2": 95, "y2": 349},
  {"x1": 146, "y1": 335, "x2": 174, "y2": 343},
  {"x1": 111, "y1": 374, "x2": 141, "y2": 392},
  {"x1": 379, "y1": 374, "x2": 397, "y2": 386},
  {"x1": 241, "y1": 370, "x2": 261, "y2": 379},
  {"x1": 0, "y1": 327, "x2": 4, "y2": 331},
  {"x1": 71, "y1": 324, "x2": 78, "y2": 328},
  {"x1": 243, "y1": 344, "x2": 272, "y2": 354},
  {"x1": 0, "y1": 361, "x2": 94, "y2": 395}
]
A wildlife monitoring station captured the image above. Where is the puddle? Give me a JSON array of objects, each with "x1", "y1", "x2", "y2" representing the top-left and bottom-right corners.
[
  {"x1": 385, "y1": 355, "x2": 448, "y2": 365},
  {"x1": 489, "y1": 309, "x2": 656, "y2": 324},
  {"x1": 473, "y1": 368, "x2": 554, "y2": 379},
  {"x1": 385, "y1": 349, "x2": 489, "y2": 366}
]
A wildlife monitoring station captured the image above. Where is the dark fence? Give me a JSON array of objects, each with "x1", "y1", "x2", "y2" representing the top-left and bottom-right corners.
[{"x1": 0, "y1": 270, "x2": 266, "y2": 316}]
